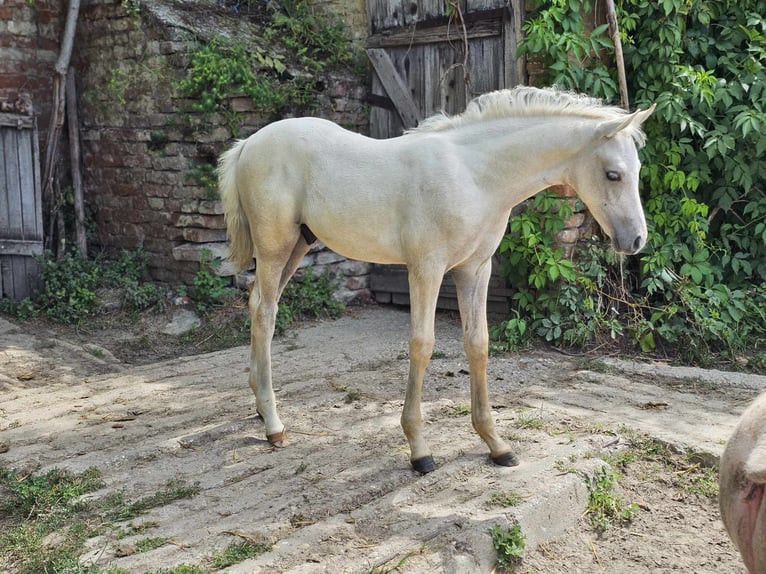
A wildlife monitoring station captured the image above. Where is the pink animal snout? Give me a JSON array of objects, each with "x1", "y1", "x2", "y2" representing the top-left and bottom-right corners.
[{"x1": 720, "y1": 391, "x2": 766, "y2": 573}]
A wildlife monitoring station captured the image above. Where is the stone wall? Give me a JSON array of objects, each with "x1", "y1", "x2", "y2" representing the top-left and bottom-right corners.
[{"x1": 73, "y1": 0, "x2": 372, "y2": 302}]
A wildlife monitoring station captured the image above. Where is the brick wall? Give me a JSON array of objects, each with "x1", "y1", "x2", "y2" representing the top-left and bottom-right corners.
[
  {"x1": 0, "y1": 0, "x2": 62, "y2": 137},
  {"x1": 73, "y1": 0, "x2": 371, "y2": 301}
]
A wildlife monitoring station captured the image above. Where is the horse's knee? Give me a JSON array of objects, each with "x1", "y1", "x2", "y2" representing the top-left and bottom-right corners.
[{"x1": 410, "y1": 333, "x2": 435, "y2": 364}]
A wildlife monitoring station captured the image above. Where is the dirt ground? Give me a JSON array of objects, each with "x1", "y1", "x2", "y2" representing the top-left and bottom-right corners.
[{"x1": 1, "y1": 304, "x2": 764, "y2": 573}]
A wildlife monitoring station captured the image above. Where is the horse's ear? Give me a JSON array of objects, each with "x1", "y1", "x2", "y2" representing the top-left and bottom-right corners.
[{"x1": 598, "y1": 104, "x2": 657, "y2": 139}]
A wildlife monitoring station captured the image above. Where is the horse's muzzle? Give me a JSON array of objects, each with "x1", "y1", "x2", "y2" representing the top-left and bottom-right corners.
[{"x1": 613, "y1": 233, "x2": 646, "y2": 255}]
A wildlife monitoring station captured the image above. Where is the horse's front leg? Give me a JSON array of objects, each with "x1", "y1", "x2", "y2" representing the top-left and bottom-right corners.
[
  {"x1": 453, "y1": 259, "x2": 518, "y2": 467},
  {"x1": 248, "y1": 274, "x2": 286, "y2": 446},
  {"x1": 402, "y1": 264, "x2": 444, "y2": 473}
]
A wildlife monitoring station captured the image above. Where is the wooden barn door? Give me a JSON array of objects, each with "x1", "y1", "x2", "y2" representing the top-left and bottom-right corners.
[
  {"x1": 0, "y1": 112, "x2": 43, "y2": 301},
  {"x1": 365, "y1": 0, "x2": 525, "y2": 316},
  {"x1": 366, "y1": 0, "x2": 525, "y2": 138}
]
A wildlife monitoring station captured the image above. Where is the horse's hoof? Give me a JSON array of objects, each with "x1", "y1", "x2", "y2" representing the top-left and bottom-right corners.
[
  {"x1": 491, "y1": 452, "x2": 519, "y2": 467},
  {"x1": 411, "y1": 455, "x2": 436, "y2": 474},
  {"x1": 266, "y1": 430, "x2": 287, "y2": 447}
]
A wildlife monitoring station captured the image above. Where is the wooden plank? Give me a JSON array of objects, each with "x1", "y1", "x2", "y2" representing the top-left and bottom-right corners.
[
  {"x1": 503, "y1": 0, "x2": 525, "y2": 88},
  {"x1": 366, "y1": 18, "x2": 501, "y2": 48},
  {"x1": 0, "y1": 239, "x2": 44, "y2": 257},
  {"x1": 367, "y1": 48, "x2": 422, "y2": 129},
  {"x1": 369, "y1": 72, "x2": 405, "y2": 139},
  {"x1": 2, "y1": 129, "x2": 23, "y2": 238},
  {"x1": 0, "y1": 113, "x2": 34, "y2": 129},
  {"x1": 17, "y1": 128, "x2": 41, "y2": 240},
  {"x1": 0, "y1": 130, "x2": 7, "y2": 237}
]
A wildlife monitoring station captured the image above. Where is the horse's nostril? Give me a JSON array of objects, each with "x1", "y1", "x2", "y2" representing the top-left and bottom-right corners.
[{"x1": 632, "y1": 235, "x2": 644, "y2": 252}]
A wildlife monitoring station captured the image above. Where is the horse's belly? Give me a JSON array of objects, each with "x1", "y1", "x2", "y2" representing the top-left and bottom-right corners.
[{"x1": 314, "y1": 226, "x2": 405, "y2": 265}]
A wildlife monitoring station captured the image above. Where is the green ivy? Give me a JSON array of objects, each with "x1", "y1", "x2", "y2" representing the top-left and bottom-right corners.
[
  {"x1": 495, "y1": 0, "x2": 766, "y2": 366},
  {"x1": 176, "y1": 36, "x2": 291, "y2": 120},
  {"x1": 0, "y1": 250, "x2": 165, "y2": 324}
]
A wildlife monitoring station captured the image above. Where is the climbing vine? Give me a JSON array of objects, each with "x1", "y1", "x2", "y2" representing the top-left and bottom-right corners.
[
  {"x1": 494, "y1": 0, "x2": 766, "y2": 368},
  {"x1": 175, "y1": 0, "x2": 355, "y2": 190}
]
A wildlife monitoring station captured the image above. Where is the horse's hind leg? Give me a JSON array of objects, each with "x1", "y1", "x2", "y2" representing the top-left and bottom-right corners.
[
  {"x1": 452, "y1": 258, "x2": 518, "y2": 467},
  {"x1": 248, "y1": 235, "x2": 310, "y2": 446}
]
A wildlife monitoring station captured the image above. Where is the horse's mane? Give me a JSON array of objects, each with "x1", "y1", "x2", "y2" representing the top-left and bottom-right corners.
[{"x1": 409, "y1": 86, "x2": 647, "y2": 146}]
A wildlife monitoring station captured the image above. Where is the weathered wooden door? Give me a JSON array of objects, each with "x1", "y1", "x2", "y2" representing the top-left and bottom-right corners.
[
  {"x1": 366, "y1": 0, "x2": 525, "y2": 138},
  {"x1": 0, "y1": 112, "x2": 43, "y2": 301},
  {"x1": 365, "y1": 0, "x2": 524, "y2": 315}
]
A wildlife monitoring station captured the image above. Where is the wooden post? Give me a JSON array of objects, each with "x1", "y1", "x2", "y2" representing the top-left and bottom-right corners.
[
  {"x1": 42, "y1": 0, "x2": 81, "y2": 252},
  {"x1": 605, "y1": 0, "x2": 629, "y2": 111},
  {"x1": 66, "y1": 67, "x2": 87, "y2": 256}
]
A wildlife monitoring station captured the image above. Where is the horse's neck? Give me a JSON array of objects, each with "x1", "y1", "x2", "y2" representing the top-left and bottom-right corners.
[{"x1": 448, "y1": 116, "x2": 589, "y2": 209}]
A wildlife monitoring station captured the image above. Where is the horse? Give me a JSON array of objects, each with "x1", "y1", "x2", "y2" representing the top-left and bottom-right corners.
[{"x1": 219, "y1": 85, "x2": 655, "y2": 473}]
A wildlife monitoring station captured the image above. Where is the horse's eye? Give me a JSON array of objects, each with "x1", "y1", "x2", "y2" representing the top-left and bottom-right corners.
[{"x1": 606, "y1": 170, "x2": 622, "y2": 182}]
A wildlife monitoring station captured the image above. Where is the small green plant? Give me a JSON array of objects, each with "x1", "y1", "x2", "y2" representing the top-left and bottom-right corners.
[
  {"x1": 488, "y1": 490, "x2": 525, "y2": 508},
  {"x1": 135, "y1": 536, "x2": 169, "y2": 552},
  {"x1": 275, "y1": 268, "x2": 344, "y2": 335},
  {"x1": 177, "y1": 36, "x2": 289, "y2": 117},
  {"x1": 104, "y1": 479, "x2": 201, "y2": 522},
  {"x1": 265, "y1": 0, "x2": 353, "y2": 72},
  {"x1": 146, "y1": 566, "x2": 207, "y2": 574},
  {"x1": 0, "y1": 466, "x2": 103, "y2": 519},
  {"x1": 120, "y1": 0, "x2": 140, "y2": 17},
  {"x1": 189, "y1": 250, "x2": 231, "y2": 313},
  {"x1": 210, "y1": 540, "x2": 272, "y2": 568},
  {"x1": 344, "y1": 390, "x2": 363, "y2": 403},
  {"x1": 107, "y1": 68, "x2": 130, "y2": 105},
  {"x1": 584, "y1": 466, "x2": 638, "y2": 532},
  {"x1": 186, "y1": 160, "x2": 219, "y2": 196},
  {"x1": 448, "y1": 404, "x2": 471, "y2": 417},
  {"x1": 0, "y1": 250, "x2": 166, "y2": 323},
  {"x1": 0, "y1": 467, "x2": 105, "y2": 574},
  {"x1": 34, "y1": 251, "x2": 100, "y2": 324},
  {"x1": 514, "y1": 409, "x2": 545, "y2": 430},
  {"x1": 489, "y1": 522, "x2": 525, "y2": 571}
]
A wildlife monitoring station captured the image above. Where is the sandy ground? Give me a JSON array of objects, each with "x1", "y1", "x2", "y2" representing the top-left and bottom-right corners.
[{"x1": 1, "y1": 305, "x2": 764, "y2": 573}]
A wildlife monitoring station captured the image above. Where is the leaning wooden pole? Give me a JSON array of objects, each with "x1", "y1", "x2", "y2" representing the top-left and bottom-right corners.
[
  {"x1": 605, "y1": 0, "x2": 629, "y2": 111},
  {"x1": 66, "y1": 67, "x2": 87, "y2": 256},
  {"x1": 42, "y1": 0, "x2": 81, "y2": 252}
]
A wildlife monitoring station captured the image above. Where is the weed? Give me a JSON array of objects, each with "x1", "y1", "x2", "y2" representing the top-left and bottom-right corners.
[
  {"x1": 146, "y1": 566, "x2": 207, "y2": 574},
  {"x1": 0, "y1": 466, "x2": 103, "y2": 519},
  {"x1": 584, "y1": 466, "x2": 638, "y2": 532},
  {"x1": 104, "y1": 479, "x2": 201, "y2": 521},
  {"x1": 135, "y1": 536, "x2": 169, "y2": 552},
  {"x1": 489, "y1": 522, "x2": 525, "y2": 571},
  {"x1": 265, "y1": 0, "x2": 353, "y2": 72},
  {"x1": 344, "y1": 390, "x2": 363, "y2": 403},
  {"x1": 488, "y1": 490, "x2": 525, "y2": 508},
  {"x1": 676, "y1": 463, "x2": 719, "y2": 499},
  {"x1": 0, "y1": 250, "x2": 166, "y2": 324},
  {"x1": 188, "y1": 249, "x2": 231, "y2": 313},
  {"x1": 0, "y1": 467, "x2": 104, "y2": 574},
  {"x1": 431, "y1": 349, "x2": 446, "y2": 359},
  {"x1": 364, "y1": 548, "x2": 421, "y2": 573},
  {"x1": 514, "y1": 409, "x2": 545, "y2": 430},
  {"x1": 275, "y1": 268, "x2": 344, "y2": 335},
  {"x1": 186, "y1": 160, "x2": 219, "y2": 196},
  {"x1": 210, "y1": 540, "x2": 271, "y2": 568},
  {"x1": 448, "y1": 404, "x2": 471, "y2": 417},
  {"x1": 553, "y1": 456, "x2": 579, "y2": 473}
]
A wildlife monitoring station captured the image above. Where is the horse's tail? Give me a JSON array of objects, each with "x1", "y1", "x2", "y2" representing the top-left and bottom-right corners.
[{"x1": 218, "y1": 139, "x2": 254, "y2": 271}]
